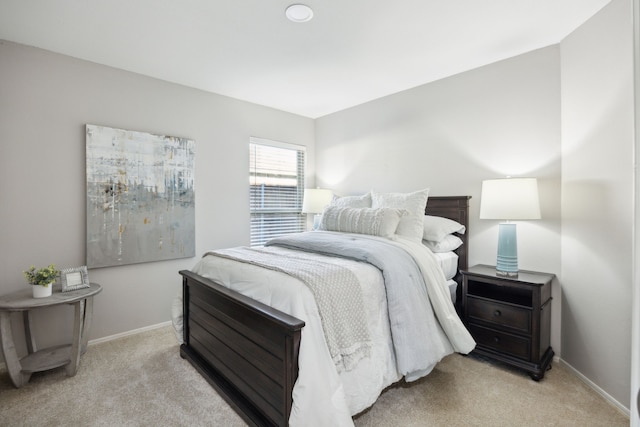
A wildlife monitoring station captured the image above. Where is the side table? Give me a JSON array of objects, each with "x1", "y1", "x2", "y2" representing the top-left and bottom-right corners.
[
  {"x1": 0, "y1": 283, "x2": 102, "y2": 388},
  {"x1": 461, "y1": 265, "x2": 554, "y2": 380}
]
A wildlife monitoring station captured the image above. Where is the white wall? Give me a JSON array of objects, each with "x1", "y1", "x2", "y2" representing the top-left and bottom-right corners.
[
  {"x1": 316, "y1": 46, "x2": 563, "y2": 353},
  {"x1": 633, "y1": 0, "x2": 640, "y2": 422},
  {"x1": 315, "y1": 3, "x2": 637, "y2": 411},
  {"x1": 560, "y1": 0, "x2": 634, "y2": 411},
  {"x1": 0, "y1": 40, "x2": 315, "y2": 354}
]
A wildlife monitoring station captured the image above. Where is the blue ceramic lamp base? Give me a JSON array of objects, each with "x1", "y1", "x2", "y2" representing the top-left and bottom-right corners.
[
  {"x1": 312, "y1": 213, "x2": 322, "y2": 230},
  {"x1": 496, "y1": 222, "x2": 519, "y2": 277}
]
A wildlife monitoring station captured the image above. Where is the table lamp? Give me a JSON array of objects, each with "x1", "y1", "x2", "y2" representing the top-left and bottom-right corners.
[
  {"x1": 479, "y1": 178, "x2": 541, "y2": 277},
  {"x1": 302, "y1": 188, "x2": 333, "y2": 230}
]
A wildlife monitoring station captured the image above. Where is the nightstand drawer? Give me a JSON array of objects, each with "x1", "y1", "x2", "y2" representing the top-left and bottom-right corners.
[
  {"x1": 467, "y1": 297, "x2": 531, "y2": 333},
  {"x1": 468, "y1": 323, "x2": 530, "y2": 360}
]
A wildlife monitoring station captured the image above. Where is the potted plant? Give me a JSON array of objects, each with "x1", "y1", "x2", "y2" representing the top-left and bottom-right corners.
[{"x1": 24, "y1": 264, "x2": 59, "y2": 298}]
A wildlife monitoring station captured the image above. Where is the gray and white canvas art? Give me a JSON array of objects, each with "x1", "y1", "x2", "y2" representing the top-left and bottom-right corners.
[{"x1": 86, "y1": 125, "x2": 195, "y2": 268}]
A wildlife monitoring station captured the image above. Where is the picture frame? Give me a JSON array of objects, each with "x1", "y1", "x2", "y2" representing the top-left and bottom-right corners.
[
  {"x1": 60, "y1": 266, "x2": 90, "y2": 292},
  {"x1": 86, "y1": 125, "x2": 195, "y2": 268}
]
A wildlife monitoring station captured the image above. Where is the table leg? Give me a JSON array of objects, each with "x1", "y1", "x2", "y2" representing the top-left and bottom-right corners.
[
  {"x1": 65, "y1": 300, "x2": 85, "y2": 377},
  {"x1": 81, "y1": 297, "x2": 94, "y2": 354},
  {"x1": 0, "y1": 311, "x2": 31, "y2": 388},
  {"x1": 23, "y1": 311, "x2": 37, "y2": 354}
]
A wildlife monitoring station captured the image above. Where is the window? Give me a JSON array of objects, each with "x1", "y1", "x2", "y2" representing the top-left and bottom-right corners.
[{"x1": 249, "y1": 138, "x2": 306, "y2": 247}]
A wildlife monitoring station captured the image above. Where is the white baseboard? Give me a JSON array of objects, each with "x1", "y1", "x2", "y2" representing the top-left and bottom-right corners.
[
  {"x1": 88, "y1": 320, "x2": 173, "y2": 346},
  {"x1": 0, "y1": 321, "x2": 173, "y2": 373},
  {"x1": 559, "y1": 358, "x2": 630, "y2": 417}
]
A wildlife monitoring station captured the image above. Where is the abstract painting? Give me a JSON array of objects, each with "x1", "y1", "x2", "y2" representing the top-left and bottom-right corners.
[{"x1": 86, "y1": 124, "x2": 195, "y2": 268}]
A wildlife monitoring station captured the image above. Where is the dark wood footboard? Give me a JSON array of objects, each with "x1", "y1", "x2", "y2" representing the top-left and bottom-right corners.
[
  {"x1": 179, "y1": 270, "x2": 304, "y2": 427},
  {"x1": 179, "y1": 196, "x2": 470, "y2": 426}
]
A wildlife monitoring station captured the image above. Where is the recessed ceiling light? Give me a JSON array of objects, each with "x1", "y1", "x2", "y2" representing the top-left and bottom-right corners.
[{"x1": 285, "y1": 4, "x2": 314, "y2": 23}]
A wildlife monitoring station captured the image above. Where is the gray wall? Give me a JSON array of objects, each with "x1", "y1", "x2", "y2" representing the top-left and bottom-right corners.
[
  {"x1": 0, "y1": 40, "x2": 315, "y2": 352},
  {"x1": 316, "y1": 46, "x2": 563, "y2": 354},
  {"x1": 560, "y1": 0, "x2": 634, "y2": 410}
]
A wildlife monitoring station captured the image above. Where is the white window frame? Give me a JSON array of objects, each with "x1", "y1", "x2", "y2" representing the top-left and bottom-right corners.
[{"x1": 249, "y1": 137, "x2": 306, "y2": 247}]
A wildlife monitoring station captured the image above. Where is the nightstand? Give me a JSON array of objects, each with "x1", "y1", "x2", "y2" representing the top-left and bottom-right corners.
[{"x1": 461, "y1": 264, "x2": 554, "y2": 380}]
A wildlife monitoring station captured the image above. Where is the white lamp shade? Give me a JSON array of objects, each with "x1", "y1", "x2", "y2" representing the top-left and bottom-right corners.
[
  {"x1": 302, "y1": 188, "x2": 333, "y2": 214},
  {"x1": 479, "y1": 178, "x2": 541, "y2": 220}
]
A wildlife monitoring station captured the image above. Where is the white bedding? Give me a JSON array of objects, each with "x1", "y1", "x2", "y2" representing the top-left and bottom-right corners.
[
  {"x1": 432, "y1": 251, "x2": 459, "y2": 304},
  {"x1": 180, "y1": 232, "x2": 474, "y2": 427},
  {"x1": 190, "y1": 248, "x2": 397, "y2": 426},
  {"x1": 433, "y1": 251, "x2": 458, "y2": 280},
  {"x1": 446, "y1": 279, "x2": 458, "y2": 305}
]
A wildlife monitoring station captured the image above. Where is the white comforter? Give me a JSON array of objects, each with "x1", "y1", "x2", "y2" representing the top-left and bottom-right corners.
[{"x1": 184, "y1": 232, "x2": 474, "y2": 427}]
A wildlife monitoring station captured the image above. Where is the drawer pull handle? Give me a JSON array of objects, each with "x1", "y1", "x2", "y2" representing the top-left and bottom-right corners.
[{"x1": 494, "y1": 310, "x2": 502, "y2": 317}]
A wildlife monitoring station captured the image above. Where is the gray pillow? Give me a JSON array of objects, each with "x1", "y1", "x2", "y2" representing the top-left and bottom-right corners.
[{"x1": 320, "y1": 206, "x2": 404, "y2": 239}]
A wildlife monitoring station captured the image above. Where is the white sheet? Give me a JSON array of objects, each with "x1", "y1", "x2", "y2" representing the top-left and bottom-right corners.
[
  {"x1": 432, "y1": 251, "x2": 459, "y2": 304},
  {"x1": 432, "y1": 251, "x2": 458, "y2": 280},
  {"x1": 446, "y1": 279, "x2": 458, "y2": 305}
]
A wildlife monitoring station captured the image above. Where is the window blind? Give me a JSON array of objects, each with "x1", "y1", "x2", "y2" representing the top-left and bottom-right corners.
[{"x1": 249, "y1": 138, "x2": 305, "y2": 247}]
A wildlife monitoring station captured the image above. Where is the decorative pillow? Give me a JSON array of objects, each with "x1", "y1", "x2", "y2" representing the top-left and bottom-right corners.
[
  {"x1": 422, "y1": 235, "x2": 464, "y2": 253},
  {"x1": 371, "y1": 189, "x2": 430, "y2": 242},
  {"x1": 319, "y1": 206, "x2": 404, "y2": 239},
  {"x1": 331, "y1": 192, "x2": 372, "y2": 208},
  {"x1": 422, "y1": 215, "x2": 466, "y2": 242}
]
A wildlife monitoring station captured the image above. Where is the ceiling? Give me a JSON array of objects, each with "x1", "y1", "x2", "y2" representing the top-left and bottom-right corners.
[{"x1": 0, "y1": 0, "x2": 611, "y2": 118}]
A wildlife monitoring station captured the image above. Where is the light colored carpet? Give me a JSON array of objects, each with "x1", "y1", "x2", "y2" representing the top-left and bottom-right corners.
[{"x1": 0, "y1": 325, "x2": 628, "y2": 426}]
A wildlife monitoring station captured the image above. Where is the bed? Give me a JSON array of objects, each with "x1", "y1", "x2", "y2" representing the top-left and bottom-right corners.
[{"x1": 178, "y1": 195, "x2": 472, "y2": 427}]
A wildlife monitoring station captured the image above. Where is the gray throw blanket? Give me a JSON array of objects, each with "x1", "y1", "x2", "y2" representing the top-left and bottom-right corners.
[{"x1": 205, "y1": 246, "x2": 371, "y2": 372}]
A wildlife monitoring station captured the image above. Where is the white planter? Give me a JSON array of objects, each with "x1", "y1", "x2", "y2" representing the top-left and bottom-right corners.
[{"x1": 32, "y1": 282, "x2": 53, "y2": 298}]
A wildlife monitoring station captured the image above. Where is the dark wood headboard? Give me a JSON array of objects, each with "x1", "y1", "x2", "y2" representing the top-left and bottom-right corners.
[{"x1": 424, "y1": 196, "x2": 471, "y2": 289}]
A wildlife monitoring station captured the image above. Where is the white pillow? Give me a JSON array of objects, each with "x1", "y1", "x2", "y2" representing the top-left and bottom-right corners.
[
  {"x1": 371, "y1": 189, "x2": 430, "y2": 242},
  {"x1": 331, "y1": 192, "x2": 372, "y2": 208},
  {"x1": 319, "y1": 206, "x2": 404, "y2": 239},
  {"x1": 422, "y1": 215, "x2": 466, "y2": 242},
  {"x1": 422, "y1": 235, "x2": 464, "y2": 253}
]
